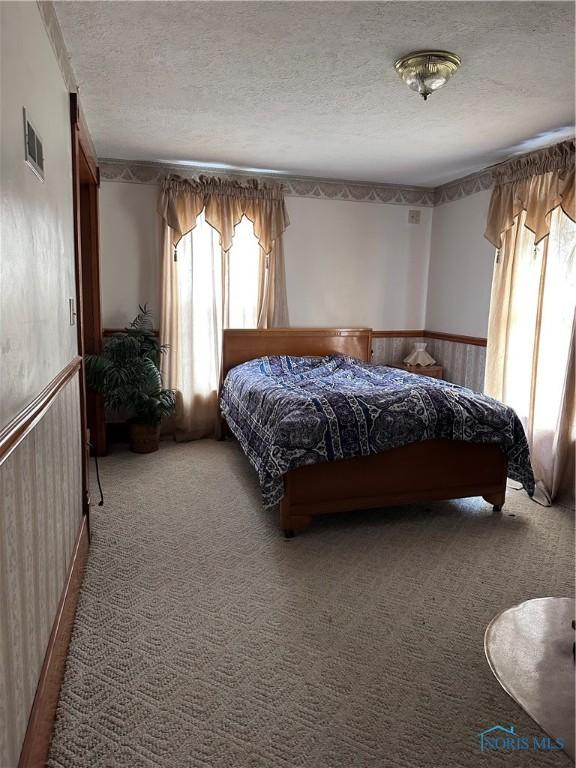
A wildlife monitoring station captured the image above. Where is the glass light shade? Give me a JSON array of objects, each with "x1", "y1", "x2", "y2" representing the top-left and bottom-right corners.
[{"x1": 395, "y1": 51, "x2": 461, "y2": 101}]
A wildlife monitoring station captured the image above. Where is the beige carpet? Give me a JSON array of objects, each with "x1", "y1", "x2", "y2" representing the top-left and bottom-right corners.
[{"x1": 48, "y1": 440, "x2": 574, "y2": 768}]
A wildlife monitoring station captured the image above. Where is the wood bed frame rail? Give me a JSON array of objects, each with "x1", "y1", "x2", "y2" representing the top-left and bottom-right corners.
[{"x1": 221, "y1": 328, "x2": 507, "y2": 536}]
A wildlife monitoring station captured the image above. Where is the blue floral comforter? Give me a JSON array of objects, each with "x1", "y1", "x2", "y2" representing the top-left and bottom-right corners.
[{"x1": 220, "y1": 355, "x2": 535, "y2": 508}]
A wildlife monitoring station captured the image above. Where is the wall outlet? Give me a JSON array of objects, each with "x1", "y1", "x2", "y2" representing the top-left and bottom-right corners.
[
  {"x1": 408, "y1": 209, "x2": 421, "y2": 224},
  {"x1": 69, "y1": 298, "x2": 76, "y2": 326}
]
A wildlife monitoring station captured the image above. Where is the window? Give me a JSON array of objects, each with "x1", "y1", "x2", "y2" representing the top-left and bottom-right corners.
[
  {"x1": 487, "y1": 205, "x2": 576, "y2": 503},
  {"x1": 226, "y1": 216, "x2": 262, "y2": 328},
  {"x1": 175, "y1": 210, "x2": 263, "y2": 400},
  {"x1": 503, "y1": 209, "x2": 576, "y2": 432}
]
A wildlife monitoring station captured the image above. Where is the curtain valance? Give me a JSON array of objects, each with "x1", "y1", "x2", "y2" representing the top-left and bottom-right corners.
[
  {"x1": 158, "y1": 175, "x2": 290, "y2": 254},
  {"x1": 485, "y1": 139, "x2": 575, "y2": 248}
]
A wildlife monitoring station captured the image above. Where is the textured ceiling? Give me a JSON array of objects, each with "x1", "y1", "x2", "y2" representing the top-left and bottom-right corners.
[{"x1": 54, "y1": 1, "x2": 575, "y2": 186}]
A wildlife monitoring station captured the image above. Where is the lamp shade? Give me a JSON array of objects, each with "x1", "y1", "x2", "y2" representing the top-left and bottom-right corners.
[{"x1": 404, "y1": 342, "x2": 436, "y2": 367}]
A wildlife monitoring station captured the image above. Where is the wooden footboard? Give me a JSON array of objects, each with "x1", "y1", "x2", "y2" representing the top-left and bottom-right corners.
[{"x1": 279, "y1": 439, "x2": 508, "y2": 535}]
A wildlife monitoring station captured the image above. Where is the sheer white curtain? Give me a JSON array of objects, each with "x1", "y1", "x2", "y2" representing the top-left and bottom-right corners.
[
  {"x1": 172, "y1": 212, "x2": 262, "y2": 439},
  {"x1": 485, "y1": 207, "x2": 576, "y2": 504}
]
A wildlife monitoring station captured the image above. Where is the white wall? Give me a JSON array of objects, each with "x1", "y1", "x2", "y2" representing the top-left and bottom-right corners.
[
  {"x1": 98, "y1": 182, "x2": 432, "y2": 331},
  {"x1": 0, "y1": 5, "x2": 83, "y2": 766},
  {"x1": 99, "y1": 181, "x2": 161, "y2": 327},
  {"x1": 425, "y1": 190, "x2": 495, "y2": 338},
  {"x1": 0, "y1": 2, "x2": 78, "y2": 426},
  {"x1": 98, "y1": 183, "x2": 496, "y2": 338},
  {"x1": 284, "y1": 197, "x2": 432, "y2": 328}
]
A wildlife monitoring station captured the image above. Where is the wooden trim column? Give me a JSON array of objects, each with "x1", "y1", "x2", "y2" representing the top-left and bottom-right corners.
[
  {"x1": 70, "y1": 93, "x2": 91, "y2": 523},
  {"x1": 70, "y1": 92, "x2": 106, "y2": 530}
]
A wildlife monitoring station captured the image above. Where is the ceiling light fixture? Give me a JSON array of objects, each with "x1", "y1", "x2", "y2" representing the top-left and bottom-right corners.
[{"x1": 394, "y1": 50, "x2": 461, "y2": 101}]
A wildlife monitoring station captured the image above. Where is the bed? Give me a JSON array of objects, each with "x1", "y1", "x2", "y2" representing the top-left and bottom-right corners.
[{"x1": 220, "y1": 328, "x2": 534, "y2": 536}]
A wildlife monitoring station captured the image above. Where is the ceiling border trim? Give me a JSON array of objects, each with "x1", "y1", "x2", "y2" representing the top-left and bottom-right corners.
[
  {"x1": 37, "y1": 2, "x2": 100, "y2": 162},
  {"x1": 98, "y1": 160, "x2": 438, "y2": 206},
  {"x1": 37, "y1": 1, "x2": 78, "y2": 93},
  {"x1": 433, "y1": 168, "x2": 494, "y2": 205},
  {"x1": 99, "y1": 158, "x2": 494, "y2": 206}
]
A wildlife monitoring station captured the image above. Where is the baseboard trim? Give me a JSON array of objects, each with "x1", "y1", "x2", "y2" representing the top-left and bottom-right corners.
[
  {"x1": 18, "y1": 515, "x2": 89, "y2": 768},
  {"x1": 0, "y1": 357, "x2": 82, "y2": 467}
]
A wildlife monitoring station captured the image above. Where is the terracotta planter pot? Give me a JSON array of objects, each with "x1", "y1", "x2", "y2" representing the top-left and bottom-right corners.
[{"x1": 129, "y1": 422, "x2": 160, "y2": 454}]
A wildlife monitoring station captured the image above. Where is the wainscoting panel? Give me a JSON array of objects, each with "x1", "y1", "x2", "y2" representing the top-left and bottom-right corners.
[
  {"x1": 424, "y1": 338, "x2": 486, "y2": 392},
  {"x1": 372, "y1": 335, "x2": 426, "y2": 368},
  {"x1": 372, "y1": 334, "x2": 486, "y2": 392},
  {"x1": 0, "y1": 373, "x2": 82, "y2": 768}
]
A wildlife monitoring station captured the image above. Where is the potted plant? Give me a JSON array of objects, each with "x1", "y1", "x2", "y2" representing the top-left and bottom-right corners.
[{"x1": 85, "y1": 306, "x2": 176, "y2": 453}]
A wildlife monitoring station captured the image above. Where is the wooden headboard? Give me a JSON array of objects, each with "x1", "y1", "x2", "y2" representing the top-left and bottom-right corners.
[{"x1": 222, "y1": 328, "x2": 373, "y2": 379}]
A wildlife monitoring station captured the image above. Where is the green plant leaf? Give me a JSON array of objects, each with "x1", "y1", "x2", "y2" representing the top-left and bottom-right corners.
[{"x1": 84, "y1": 308, "x2": 176, "y2": 425}]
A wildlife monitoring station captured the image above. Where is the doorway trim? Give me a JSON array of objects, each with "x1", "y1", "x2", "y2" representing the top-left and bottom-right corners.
[{"x1": 70, "y1": 93, "x2": 105, "y2": 528}]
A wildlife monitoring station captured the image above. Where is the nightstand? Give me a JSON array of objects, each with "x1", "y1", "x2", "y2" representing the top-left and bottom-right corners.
[{"x1": 392, "y1": 363, "x2": 444, "y2": 379}]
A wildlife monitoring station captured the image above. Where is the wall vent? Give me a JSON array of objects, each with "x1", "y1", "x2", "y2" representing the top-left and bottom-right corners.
[{"x1": 23, "y1": 108, "x2": 44, "y2": 181}]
